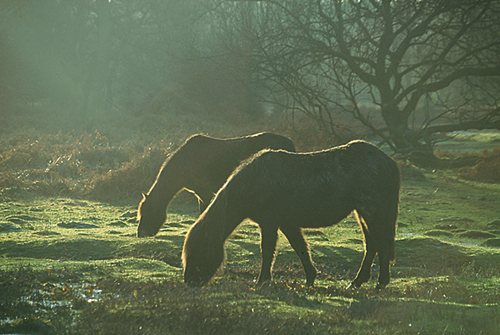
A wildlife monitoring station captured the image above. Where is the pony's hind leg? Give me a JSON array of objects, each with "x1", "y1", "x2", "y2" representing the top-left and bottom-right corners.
[
  {"x1": 348, "y1": 212, "x2": 376, "y2": 288},
  {"x1": 257, "y1": 224, "x2": 278, "y2": 284},
  {"x1": 374, "y1": 202, "x2": 397, "y2": 289},
  {"x1": 355, "y1": 208, "x2": 395, "y2": 289},
  {"x1": 280, "y1": 226, "x2": 317, "y2": 286},
  {"x1": 376, "y1": 242, "x2": 392, "y2": 290}
]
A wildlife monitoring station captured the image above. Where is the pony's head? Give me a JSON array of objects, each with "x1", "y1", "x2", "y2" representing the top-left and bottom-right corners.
[
  {"x1": 137, "y1": 193, "x2": 166, "y2": 237},
  {"x1": 182, "y1": 222, "x2": 224, "y2": 286}
]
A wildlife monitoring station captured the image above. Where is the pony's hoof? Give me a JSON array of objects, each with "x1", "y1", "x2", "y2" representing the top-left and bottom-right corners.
[{"x1": 375, "y1": 283, "x2": 387, "y2": 291}]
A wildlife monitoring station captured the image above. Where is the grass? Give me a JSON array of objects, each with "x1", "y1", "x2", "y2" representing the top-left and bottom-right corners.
[
  {"x1": 1, "y1": 110, "x2": 499, "y2": 334},
  {"x1": 1, "y1": 168, "x2": 499, "y2": 334}
]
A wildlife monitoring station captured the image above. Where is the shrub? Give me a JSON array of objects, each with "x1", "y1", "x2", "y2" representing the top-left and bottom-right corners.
[
  {"x1": 460, "y1": 147, "x2": 500, "y2": 183},
  {"x1": 87, "y1": 144, "x2": 170, "y2": 202}
]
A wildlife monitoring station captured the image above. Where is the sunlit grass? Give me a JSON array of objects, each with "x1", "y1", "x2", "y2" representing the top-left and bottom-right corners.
[
  {"x1": 1, "y1": 112, "x2": 499, "y2": 334},
  {"x1": 1, "y1": 165, "x2": 499, "y2": 334}
]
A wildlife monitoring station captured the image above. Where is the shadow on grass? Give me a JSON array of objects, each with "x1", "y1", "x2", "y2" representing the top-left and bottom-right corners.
[
  {"x1": 395, "y1": 237, "x2": 499, "y2": 276},
  {"x1": 0, "y1": 238, "x2": 120, "y2": 260},
  {"x1": 0, "y1": 237, "x2": 184, "y2": 268}
]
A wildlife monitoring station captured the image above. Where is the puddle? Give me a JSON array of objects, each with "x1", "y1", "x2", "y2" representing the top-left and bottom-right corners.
[{"x1": 18, "y1": 282, "x2": 108, "y2": 312}]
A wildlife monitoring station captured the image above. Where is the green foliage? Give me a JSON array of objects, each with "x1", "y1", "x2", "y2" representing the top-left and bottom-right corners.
[{"x1": 1, "y1": 165, "x2": 499, "y2": 334}]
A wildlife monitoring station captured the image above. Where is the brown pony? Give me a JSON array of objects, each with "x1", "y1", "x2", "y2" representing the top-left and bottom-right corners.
[
  {"x1": 182, "y1": 140, "x2": 400, "y2": 289},
  {"x1": 137, "y1": 132, "x2": 295, "y2": 237}
]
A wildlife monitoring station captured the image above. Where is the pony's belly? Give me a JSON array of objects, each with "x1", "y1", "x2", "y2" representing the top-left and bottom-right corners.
[{"x1": 277, "y1": 200, "x2": 353, "y2": 229}]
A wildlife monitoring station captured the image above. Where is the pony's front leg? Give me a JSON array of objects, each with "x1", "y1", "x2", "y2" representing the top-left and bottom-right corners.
[
  {"x1": 256, "y1": 224, "x2": 278, "y2": 285},
  {"x1": 280, "y1": 226, "x2": 317, "y2": 286}
]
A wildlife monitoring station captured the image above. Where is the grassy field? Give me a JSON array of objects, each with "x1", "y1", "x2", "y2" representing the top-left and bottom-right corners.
[
  {"x1": 1, "y1": 112, "x2": 499, "y2": 334},
  {"x1": 1, "y1": 169, "x2": 499, "y2": 335}
]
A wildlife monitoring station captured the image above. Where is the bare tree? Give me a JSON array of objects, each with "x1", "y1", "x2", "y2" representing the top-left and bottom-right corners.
[{"x1": 220, "y1": 0, "x2": 500, "y2": 157}]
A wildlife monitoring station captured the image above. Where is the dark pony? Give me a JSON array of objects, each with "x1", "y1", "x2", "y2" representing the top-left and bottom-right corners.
[
  {"x1": 137, "y1": 132, "x2": 295, "y2": 237},
  {"x1": 182, "y1": 140, "x2": 400, "y2": 289}
]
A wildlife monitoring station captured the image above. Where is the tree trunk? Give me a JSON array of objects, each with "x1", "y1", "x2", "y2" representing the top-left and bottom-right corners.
[
  {"x1": 381, "y1": 105, "x2": 437, "y2": 166},
  {"x1": 381, "y1": 104, "x2": 411, "y2": 150}
]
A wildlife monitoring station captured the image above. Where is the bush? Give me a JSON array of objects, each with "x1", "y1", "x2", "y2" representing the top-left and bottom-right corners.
[
  {"x1": 87, "y1": 144, "x2": 169, "y2": 202},
  {"x1": 460, "y1": 148, "x2": 500, "y2": 183}
]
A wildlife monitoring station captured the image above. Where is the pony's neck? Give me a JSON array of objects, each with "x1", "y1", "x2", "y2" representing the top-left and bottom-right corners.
[
  {"x1": 147, "y1": 162, "x2": 184, "y2": 207},
  {"x1": 201, "y1": 192, "x2": 245, "y2": 243}
]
